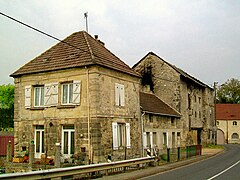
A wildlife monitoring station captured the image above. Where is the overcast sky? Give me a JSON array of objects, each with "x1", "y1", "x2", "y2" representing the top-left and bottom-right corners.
[{"x1": 1, "y1": 0, "x2": 239, "y2": 86}]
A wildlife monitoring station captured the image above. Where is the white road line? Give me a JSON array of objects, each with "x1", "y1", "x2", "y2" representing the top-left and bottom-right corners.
[{"x1": 208, "y1": 160, "x2": 240, "y2": 180}]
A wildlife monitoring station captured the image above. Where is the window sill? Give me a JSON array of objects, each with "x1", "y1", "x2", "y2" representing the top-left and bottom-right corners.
[
  {"x1": 57, "y1": 105, "x2": 76, "y2": 109},
  {"x1": 30, "y1": 107, "x2": 44, "y2": 110}
]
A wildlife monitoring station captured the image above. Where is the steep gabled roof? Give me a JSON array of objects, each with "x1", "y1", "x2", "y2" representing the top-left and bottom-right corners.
[
  {"x1": 133, "y1": 52, "x2": 212, "y2": 89},
  {"x1": 216, "y1": 104, "x2": 240, "y2": 120},
  {"x1": 11, "y1": 31, "x2": 139, "y2": 78},
  {"x1": 140, "y1": 92, "x2": 181, "y2": 117}
]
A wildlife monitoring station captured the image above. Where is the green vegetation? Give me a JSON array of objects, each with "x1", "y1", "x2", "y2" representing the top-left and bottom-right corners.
[
  {"x1": 206, "y1": 144, "x2": 224, "y2": 149},
  {"x1": 0, "y1": 84, "x2": 14, "y2": 129},
  {"x1": 216, "y1": 78, "x2": 240, "y2": 104}
]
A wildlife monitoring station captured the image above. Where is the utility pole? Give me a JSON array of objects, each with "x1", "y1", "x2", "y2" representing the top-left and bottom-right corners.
[
  {"x1": 214, "y1": 82, "x2": 218, "y2": 145},
  {"x1": 84, "y1": 12, "x2": 88, "y2": 33}
]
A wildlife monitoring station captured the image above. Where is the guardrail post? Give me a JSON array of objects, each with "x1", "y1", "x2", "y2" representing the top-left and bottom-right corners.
[
  {"x1": 6, "y1": 140, "x2": 12, "y2": 162},
  {"x1": 167, "y1": 148, "x2": 170, "y2": 162},
  {"x1": 29, "y1": 141, "x2": 35, "y2": 170},
  {"x1": 55, "y1": 143, "x2": 61, "y2": 168}
]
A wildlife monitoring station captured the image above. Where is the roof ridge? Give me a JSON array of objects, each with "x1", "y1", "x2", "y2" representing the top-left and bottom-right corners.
[{"x1": 83, "y1": 31, "x2": 95, "y2": 62}]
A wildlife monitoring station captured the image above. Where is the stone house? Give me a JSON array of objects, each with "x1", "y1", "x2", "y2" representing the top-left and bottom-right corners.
[
  {"x1": 10, "y1": 31, "x2": 142, "y2": 163},
  {"x1": 216, "y1": 104, "x2": 240, "y2": 144},
  {"x1": 140, "y1": 92, "x2": 181, "y2": 152},
  {"x1": 133, "y1": 52, "x2": 215, "y2": 146}
]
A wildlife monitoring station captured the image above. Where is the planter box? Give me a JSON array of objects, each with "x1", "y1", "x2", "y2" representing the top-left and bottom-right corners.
[{"x1": 13, "y1": 157, "x2": 24, "y2": 163}]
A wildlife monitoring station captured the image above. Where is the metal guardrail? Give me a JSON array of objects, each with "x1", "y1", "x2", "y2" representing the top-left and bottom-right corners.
[{"x1": 0, "y1": 156, "x2": 155, "y2": 179}]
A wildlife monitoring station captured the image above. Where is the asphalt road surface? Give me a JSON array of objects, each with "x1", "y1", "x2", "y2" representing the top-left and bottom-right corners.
[{"x1": 141, "y1": 144, "x2": 240, "y2": 180}]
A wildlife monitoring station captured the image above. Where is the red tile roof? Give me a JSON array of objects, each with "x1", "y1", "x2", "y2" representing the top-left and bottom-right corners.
[
  {"x1": 140, "y1": 92, "x2": 181, "y2": 117},
  {"x1": 216, "y1": 104, "x2": 240, "y2": 120},
  {"x1": 11, "y1": 31, "x2": 139, "y2": 78}
]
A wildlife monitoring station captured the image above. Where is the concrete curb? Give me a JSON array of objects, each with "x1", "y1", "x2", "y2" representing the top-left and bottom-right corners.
[{"x1": 100, "y1": 148, "x2": 225, "y2": 180}]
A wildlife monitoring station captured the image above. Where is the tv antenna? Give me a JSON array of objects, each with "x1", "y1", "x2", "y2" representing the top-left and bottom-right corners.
[{"x1": 84, "y1": 12, "x2": 88, "y2": 32}]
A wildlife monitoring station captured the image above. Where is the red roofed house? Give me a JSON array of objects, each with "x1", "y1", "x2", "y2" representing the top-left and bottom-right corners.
[
  {"x1": 10, "y1": 31, "x2": 142, "y2": 164},
  {"x1": 216, "y1": 104, "x2": 240, "y2": 144}
]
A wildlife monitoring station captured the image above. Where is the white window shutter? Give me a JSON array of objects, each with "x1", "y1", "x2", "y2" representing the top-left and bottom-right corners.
[
  {"x1": 51, "y1": 83, "x2": 58, "y2": 106},
  {"x1": 72, "y1": 81, "x2": 81, "y2": 105},
  {"x1": 150, "y1": 132, "x2": 153, "y2": 149},
  {"x1": 44, "y1": 83, "x2": 51, "y2": 107},
  {"x1": 126, "y1": 123, "x2": 131, "y2": 148},
  {"x1": 143, "y1": 132, "x2": 147, "y2": 149},
  {"x1": 120, "y1": 84, "x2": 125, "y2": 106},
  {"x1": 25, "y1": 86, "x2": 31, "y2": 108},
  {"x1": 115, "y1": 83, "x2": 119, "y2": 106},
  {"x1": 166, "y1": 132, "x2": 169, "y2": 148},
  {"x1": 112, "y1": 122, "x2": 118, "y2": 150}
]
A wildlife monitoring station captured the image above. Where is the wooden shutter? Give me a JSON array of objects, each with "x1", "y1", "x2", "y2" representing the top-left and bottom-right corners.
[
  {"x1": 72, "y1": 81, "x2": 81, "y2": 105},
  {"x1": 112, "y1": 122, "x2": 118, "y2": 150},
  {"x1": 143, "y1": 132, "x2": 147, "y2": 149},
  {"x1": 25, "y1": 86, "x2": 31, "y2": 108},
  {"x1": 115, "y1": 83, "x2": 119, "y2": 106},
  {"x1": 120, "y1": 84, "x2": 125, "y2": 106},
  {"x1": 126, "y1": 123, "x2": 131, "y2": 148},
  {"x1": 51, "y1": 83, "x2": 58, "y2": 106},
  {"x1": 44, "y1": 83, "x2": 51, "y2": 107},
  {"x1": 150, "y1": 132, "x2": 153, "y2": 149}
]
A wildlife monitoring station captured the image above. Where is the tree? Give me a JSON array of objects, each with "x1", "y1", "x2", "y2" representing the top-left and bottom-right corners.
[
  {"x1": 216, "y1": 78, "x2": 240, "y2": 104},
  {"x1": 0, "y1": 84, "x2": 14, "y2": 129}
]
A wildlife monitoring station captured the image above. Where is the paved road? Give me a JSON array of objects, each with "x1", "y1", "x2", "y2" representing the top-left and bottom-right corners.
[{"x1": 141, "y1": 144, "x2": 240, "y2": 180}]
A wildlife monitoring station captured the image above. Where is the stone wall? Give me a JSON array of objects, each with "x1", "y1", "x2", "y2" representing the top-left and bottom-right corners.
[
  {"x1": 13, "y1": 65, "x2": 141, "y2": 164},
  {"x1": 133, "y1": 53, "x2": 215, "y2": 146},
  {"x1": 217, "y1": 119, "x2": 240, "y2": 144}
]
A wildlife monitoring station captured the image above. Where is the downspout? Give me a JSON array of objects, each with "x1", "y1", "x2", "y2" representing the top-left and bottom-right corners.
[{"x1": 86, "y1": 67, "x2": 91, "y2": 164}]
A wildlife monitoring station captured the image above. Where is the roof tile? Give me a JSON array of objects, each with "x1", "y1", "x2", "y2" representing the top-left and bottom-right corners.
[
  {"x1": 140, "y1": 92, "x2": 181, "y2": 117},
  {"x1": 216, "y1": 104, "x2": 240, "y2": 120},
  {"x1": 11, "y1": 31, "x2": 139, "y2": 77}
]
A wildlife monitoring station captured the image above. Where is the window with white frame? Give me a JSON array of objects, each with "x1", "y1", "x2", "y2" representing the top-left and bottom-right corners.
[
  {"x1": 62, "y1": 125, "x2": 75, "y2": 158},
  {"x1": 34, "y1": 86, "x2": 44, "y2": 107},
  {"x1": 233, "y1": 121, "x2": 237, "y2": 126},
  {"x1": 61, "y1": 81, "x2": 81, "y2": 105},
  {"x1": 62, "y1": 83, "x2": 73, "y2": 104},
  {"x1": 34, "y1": 125, "x2": 44, "y2": 158},
  {"x1": 115, "y1": 83, "x2": 125, "y2": 106},
  {"x1": 112, "y1": 122, "x2": 130, "y2": 150}
]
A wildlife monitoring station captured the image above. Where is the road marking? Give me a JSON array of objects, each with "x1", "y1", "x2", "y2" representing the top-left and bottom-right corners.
[{"x1": 208, "y1": 160, "x2": 240, "y2": 180}]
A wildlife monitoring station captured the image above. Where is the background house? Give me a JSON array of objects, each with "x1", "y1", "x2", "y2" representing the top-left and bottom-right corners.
[
  {"x1": 216, "y1": 104, "x2": 240, "y2": 144},
  {"x1": 11, "y1": 31, "x2": 142, "y2": 163},
  {"x1": 140, "y1": 92, "x2": 181, "y2": 153},
  {"x1": 133, "y1": 52, "x2": 215, "y2": 146}
]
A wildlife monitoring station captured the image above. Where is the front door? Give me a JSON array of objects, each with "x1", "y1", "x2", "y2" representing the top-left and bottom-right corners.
[
  {"x1": 35, "y1": 125, "x2": 44, "y2": 158},
  {"x1": 62, "y1": 125, "x2": 75, "y2": 158}
]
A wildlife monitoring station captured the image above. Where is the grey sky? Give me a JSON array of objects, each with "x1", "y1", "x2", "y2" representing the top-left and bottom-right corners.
[{"x1": 0, "y1": 0, "x2": 239, "y2": 86}]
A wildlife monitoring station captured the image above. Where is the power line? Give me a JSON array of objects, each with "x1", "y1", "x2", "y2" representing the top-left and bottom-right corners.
[{"x1": 0, "y1": 11, "x2": 90, "y2": 55}]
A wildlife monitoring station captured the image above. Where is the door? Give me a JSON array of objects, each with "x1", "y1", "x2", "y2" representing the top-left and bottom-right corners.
[
  {"x1": 62, "y1": 125, "x2": 75, "y2": 158},
  {"x1": 35, "y1": 125, "x2": 44, "y2": 158},
  {"x1": 217, "y1": 129, "x2": 225, "y2": 144}
]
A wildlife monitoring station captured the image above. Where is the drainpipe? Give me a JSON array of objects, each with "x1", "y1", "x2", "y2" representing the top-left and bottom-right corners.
[{"x1": 86, "y1": 67, "x2": 91, "y2": 164}]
